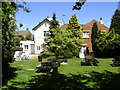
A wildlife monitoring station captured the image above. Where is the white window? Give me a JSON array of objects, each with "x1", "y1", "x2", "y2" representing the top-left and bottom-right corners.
[
  {"x1": 37, "y1": 46, "x2": 40, "y2": 50},
  {"x1": 83, "y1": 31, "x2": 90, "y2": 38},
  {"x1": 24, "y1": 45, "x2": 28, "y2": 49},
  {"x1": 44, "y1": 31, "x2": 50, "y2": 37}
]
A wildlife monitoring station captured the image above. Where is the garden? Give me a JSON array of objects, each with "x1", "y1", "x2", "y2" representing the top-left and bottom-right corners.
[
  {"x1": 2, "y1": 2, "x2": 120, "y2": 89},
  {"x1": 2, "y1": 57, "x2": 120, "y2": 89}
]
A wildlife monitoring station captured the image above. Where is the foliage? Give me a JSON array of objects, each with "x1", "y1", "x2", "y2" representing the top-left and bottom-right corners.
[
  {"x1": 93, "y1": 28, "x2": 120, "y2": 57},
  {"x1": 94, "y1": 30, "x2": 107, "y2": 51},
  {"x1": 49, "y1": 13, "x2": 59, "y2": 30},
  {"x1": 72, "y1": 0, "x2": 86, "y2": 10},
  {"x1": 110, "y1": 9, "x2": 120, "y2": 34},
  {"x1": 49, "y1": 13, "x2": 59, "y2": 38},
  {"x1": 47, "y1": 28, "x2": 82, "y2": 58},
  {"x1": 47, "y1": 14, "x2": 82, "y2": 58},
  {"x1": 91, "y1": 22, "x2": 98, "y2": 44},
  {"x1": 38, "y1": 51, "x2": 55, "y2": 58},
  {"x1": 25, "y1": 33, "x2": 33, "y2": 40},
  {"x1": 91, "y1": 9, "x2": 120, "y2": 57},
  {"x1": 2, "y1": 2, "x2": 30, "y2": 66},
  {"x1": 67, "y1": 14, "x2": 83, "y2": 37},
  {"x1": 13, "y1": 35, "x2": 24, "y2": 51}
]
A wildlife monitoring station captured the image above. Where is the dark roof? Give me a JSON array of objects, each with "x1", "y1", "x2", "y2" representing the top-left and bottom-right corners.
[{"x1": 32, "y1": 18, "x2": 52, "y2": 30}]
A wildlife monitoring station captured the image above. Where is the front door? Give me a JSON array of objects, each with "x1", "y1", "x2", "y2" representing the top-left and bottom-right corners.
[
  {"x1": 79, "y1": 45, "x2": 87, "y2": 58},
  {"x1": 31, "y1": 44, "x2": 35, "y2": 54}
]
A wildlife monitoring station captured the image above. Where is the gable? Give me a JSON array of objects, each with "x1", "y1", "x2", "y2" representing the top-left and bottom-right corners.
[
  {"x1": 82, "y1": 20, "x2": 109, "y2": 33},
  {"x1": 32, "y1": 18, "x2": 52, "y2": 31}
]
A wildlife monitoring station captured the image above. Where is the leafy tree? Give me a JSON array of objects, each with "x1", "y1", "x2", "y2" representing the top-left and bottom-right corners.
[
  {"x1": 110, "y1": 9, "x2": 120, "y2": 34},
  {"x1": 25, "y1": 33, "x2": 33, "y2": 40},
  {"x1": 2, "y1": 2, "x2": 30, "y2": 66},
  {"x1": 73, "y1": 0, "x2": 86, "y2": 10}
]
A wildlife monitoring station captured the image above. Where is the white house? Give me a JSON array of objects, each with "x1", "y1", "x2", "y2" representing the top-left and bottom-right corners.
[
  {"x1": 32, "y1": 17, "x2": 52, "y2": 54},
  {"x1": 20, "y1": 17, "x2": 54, "y2": 54}
]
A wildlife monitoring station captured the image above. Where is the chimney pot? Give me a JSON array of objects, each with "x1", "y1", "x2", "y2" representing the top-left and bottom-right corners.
[{"x1": 100, "y1": 17, "x2": 103, "y2": 24}]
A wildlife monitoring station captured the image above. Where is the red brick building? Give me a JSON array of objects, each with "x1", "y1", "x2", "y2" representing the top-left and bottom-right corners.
[{"x1": 60, "y1": 19, "x2": 109, "y2": 53}]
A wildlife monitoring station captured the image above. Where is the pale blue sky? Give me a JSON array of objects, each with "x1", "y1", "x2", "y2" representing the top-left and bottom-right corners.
[{"x1": 16, "y1": 2, "x2": 118, "y2": 34}]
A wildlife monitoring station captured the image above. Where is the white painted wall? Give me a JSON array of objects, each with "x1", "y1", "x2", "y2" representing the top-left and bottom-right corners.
[
  {"x1": 34, "y1": 19, "x2": 51, "y2": 54},
  {"x1": 20, "y1": 41, "x2": 35, "y2": 54}
]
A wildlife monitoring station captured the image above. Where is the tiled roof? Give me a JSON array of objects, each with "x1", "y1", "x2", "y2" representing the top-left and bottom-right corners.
[
  {"x1": 60, "y1": 19, "x2": 109, "y2": 33},
  {"x1": 59, "y1": 24, "x2": 68, "y2": 29},
  {"x1": 82, "y1": 20, "x2": 109, "y2": 33}
]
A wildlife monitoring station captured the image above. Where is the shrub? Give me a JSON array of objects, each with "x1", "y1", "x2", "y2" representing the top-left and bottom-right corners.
[{"x1": 38, "y1": 51, "x2": 55, "y2": 58}]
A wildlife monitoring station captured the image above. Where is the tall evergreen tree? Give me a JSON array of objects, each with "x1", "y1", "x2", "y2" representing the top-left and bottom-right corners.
[
  {"x1": 49, "y1": 13, "x2": 59, "y2": 38},
  {"x1": 110, "y1": 9, "x2": 120, "y2": 34},
  {"x1": 49, "y1": 13, "x2": 59, "y2": 29},
  {"x1": 91, "y1": 22, "x2": 98, "y2": 44},
  {"x1": 91, "y1": 22, "x2": 99, "y2": 54},
  {"x1": 67, "y1": 14, "x2": 82, "y2": 38}
]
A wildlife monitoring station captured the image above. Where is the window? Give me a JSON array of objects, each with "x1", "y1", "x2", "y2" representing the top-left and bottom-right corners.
[
  {"x1": 20, "y1": 43, "x2": 22, "y2": 47},
  {"x1": 45, "y1": 23, "x2": 47, "y2": 27},
  {"x1": 37, "y1": 46, "x2": 40, "y2": 50},
  {"x1": 44, "y1": 31, "x2": 50, "y2": 37},
  {"x1": 24, "y1": 45, "x2": 28, "y2": 49},
  {"x1": 83, "y1": 31, "x2": 90, "y2": 38}
]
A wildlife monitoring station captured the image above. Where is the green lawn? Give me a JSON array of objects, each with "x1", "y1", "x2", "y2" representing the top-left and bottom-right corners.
[{"x1": 2, "y1": 58, "x2": 120, "y2": 89}]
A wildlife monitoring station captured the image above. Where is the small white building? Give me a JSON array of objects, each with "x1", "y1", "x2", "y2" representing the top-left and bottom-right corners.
[{"x1": 20, "y1": 41, "x2": 35, "y2": 54}]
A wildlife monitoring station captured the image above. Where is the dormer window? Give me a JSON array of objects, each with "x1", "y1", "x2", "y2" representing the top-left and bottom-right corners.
[
  {"x1": 83, "y1": 31, "x2": 90, "y2": 38},
  {"x1": 44, "y1": 31, "x2": 50, "y2": 37}
]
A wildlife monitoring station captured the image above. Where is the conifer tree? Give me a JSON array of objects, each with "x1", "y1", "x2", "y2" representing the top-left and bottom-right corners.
[
  {"x1": 49, "y1": 13, "x2": 59, "y2": 38},
  {"x1": 91, "y1": 22, "x2": 99, "y2": 54},
  {"x1": 67, "y1": 14, "x2": 82, "y2": 38},
  {"x1": 110, "y1": 9, "x2": 120, "y2": 34},
  {"x1": 91, "y1": 22, "x2": 98, "y2": 44},
  {"x1": 49, "y1": 13, "x2": 59, "y2": 29}
]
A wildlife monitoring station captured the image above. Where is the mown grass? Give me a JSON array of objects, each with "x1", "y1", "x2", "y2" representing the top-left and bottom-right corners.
[{"x1": 2, "y1": 58, "x2": 120, "y2": 89}]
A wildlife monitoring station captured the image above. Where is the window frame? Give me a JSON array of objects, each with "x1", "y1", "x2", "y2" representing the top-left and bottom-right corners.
[
  {"x1": 24, "y1": 45, "x2": 28, "y2": 49},
  {"x1": 83, "y1": 30, "x2": 90, "y2": 38},
  {"x1": 44, "y1": 31, "x2": 50, "y2": 37}
]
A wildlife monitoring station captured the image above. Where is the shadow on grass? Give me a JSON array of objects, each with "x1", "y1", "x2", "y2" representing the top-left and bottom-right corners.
[
  {"x1": 3, "y1": 70, "x2": 120, "y2": 89},
  {"x1": 2, "y1": 65, "x2": 18, "y2": 86}
]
